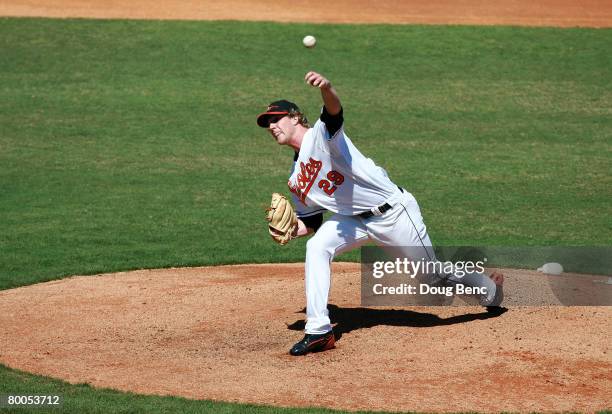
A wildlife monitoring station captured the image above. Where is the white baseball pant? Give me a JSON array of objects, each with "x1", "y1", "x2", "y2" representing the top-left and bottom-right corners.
[{"x1": 304, "y1": 188, "x2": 498, "y2": 334}]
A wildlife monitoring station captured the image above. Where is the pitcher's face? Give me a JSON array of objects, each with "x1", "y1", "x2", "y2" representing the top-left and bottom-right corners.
[{"x1": 268, "y1": 115, "x2": 297, "y2": 146}]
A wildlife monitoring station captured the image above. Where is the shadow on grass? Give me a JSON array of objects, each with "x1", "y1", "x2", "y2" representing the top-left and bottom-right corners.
[{"x1": 287, "y1": 304, "x2": 507, "y2": 342}]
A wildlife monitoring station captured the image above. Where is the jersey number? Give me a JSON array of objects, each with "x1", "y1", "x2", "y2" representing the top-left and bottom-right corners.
[{"x1": 318, "y1": 171, "x2": 344, "y2": 196}]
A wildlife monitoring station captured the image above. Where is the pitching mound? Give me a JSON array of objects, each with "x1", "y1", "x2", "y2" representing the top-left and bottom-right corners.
[{"x1": 0, "y1": 263, "x2": 610, "y2": 412}]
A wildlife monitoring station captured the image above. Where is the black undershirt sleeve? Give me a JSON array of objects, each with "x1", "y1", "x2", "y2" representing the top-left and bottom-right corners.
[
  {"x1": 320, "y1": 106, "x2": 344, "y2": 137},
  {"x1": 299, "y1": 213, "x2": 324, "y2": 232}
]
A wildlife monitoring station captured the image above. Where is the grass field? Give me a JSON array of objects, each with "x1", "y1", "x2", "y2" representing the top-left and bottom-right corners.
[
  {"x1": 0, "y1": 17, "x2": 611, "y2": 413},
  {"x1": 0, "y1": 364, "x2": 339, "y2": 414}
]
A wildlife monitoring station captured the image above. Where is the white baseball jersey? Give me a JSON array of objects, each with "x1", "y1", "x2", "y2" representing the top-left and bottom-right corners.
[{"x1": 288, "y1": 109, "x2": 399, "y2": 216}]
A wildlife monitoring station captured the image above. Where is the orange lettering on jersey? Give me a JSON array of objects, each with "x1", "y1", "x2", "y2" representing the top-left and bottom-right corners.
[{"x1": 289, "y1": 157, "x2": 322, "y2": 203}]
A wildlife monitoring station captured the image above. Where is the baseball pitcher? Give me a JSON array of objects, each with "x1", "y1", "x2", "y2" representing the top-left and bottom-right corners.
[{"x1": 258, "y1": 71, "x2": 504, "y2": 356}]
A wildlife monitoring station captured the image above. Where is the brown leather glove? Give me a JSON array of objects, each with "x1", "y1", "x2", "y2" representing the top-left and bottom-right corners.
[{"x1": 265, "y1": 193, "x2": 298, "y2": 245}]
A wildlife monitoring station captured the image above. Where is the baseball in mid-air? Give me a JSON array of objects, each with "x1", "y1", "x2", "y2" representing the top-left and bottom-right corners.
[{"x1": 302, "y1": 35, "x2": 317, "y2": 48}]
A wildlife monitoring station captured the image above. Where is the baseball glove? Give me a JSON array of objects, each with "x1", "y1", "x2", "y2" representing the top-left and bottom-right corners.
[{"x1": 266, "y1": 193, "x2": 298, "y2": 245}]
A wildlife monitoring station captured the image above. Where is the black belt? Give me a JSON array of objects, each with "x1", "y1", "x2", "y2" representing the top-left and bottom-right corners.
[{"x1": 358, "y1": 187, "x2": 403, "y2": 219}]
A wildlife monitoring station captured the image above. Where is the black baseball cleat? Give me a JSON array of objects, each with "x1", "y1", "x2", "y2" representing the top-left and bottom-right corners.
[{"x1": 289, "y1": 331, "x2": 335, "y2": 356}]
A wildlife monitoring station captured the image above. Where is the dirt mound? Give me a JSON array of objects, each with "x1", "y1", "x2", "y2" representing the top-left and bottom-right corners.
[{"x1": 0, "y1": 263, "x2": 609, "y2": 412}]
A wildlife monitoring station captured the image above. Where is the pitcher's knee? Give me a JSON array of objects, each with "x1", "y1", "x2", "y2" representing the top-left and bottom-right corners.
[{"x1": 306, "y1": 236, "x2": 334, "y2": 260}]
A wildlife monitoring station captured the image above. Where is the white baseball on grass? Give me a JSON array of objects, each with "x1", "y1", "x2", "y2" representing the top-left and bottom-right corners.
[
  {"x1": 303, "y1": 35, "x2": 316, "y2": 48},
  {"x1": 537, "y1": 262, "x2": 564, "y2": 275}
]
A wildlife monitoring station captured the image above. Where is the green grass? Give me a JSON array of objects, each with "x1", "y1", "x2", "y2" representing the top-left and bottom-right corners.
[
  {"x1": 0, "y1": 17, "x2": 611, "y2": 413},
  {"x1": 0, "y1": 363, "x2": 394, "y2": 414}
]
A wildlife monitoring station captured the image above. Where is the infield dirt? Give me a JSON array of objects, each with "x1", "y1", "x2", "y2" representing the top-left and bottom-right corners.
[{"x1": 1, "y1": 0, "x2": 611, "y2": 27}]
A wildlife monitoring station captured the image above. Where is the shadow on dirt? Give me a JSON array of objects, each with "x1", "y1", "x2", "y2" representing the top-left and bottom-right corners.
[{"x1": 287, "y1": 304, "x2": 507, "y2": 341}]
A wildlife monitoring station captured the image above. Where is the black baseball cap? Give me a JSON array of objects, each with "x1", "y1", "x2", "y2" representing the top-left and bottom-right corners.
[{"x1": 257, "y1": 100, "x2": 301, "y2": 128}]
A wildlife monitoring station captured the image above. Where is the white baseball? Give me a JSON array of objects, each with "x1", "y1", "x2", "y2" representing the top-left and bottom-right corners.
[
  {"x1": 537, "y1": 262, "x2": 564, "y2": 275},
  {"x1": 302, "y1": 35, "x2": 316, "y2": 48}
]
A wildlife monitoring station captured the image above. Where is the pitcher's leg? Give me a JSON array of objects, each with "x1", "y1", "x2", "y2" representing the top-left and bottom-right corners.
[
  {"x1": 304, "y1": 214, "x2": 369, "y2": 334},
  {"x1": 366, "y1": 190, "x2": 503, "y2": 306},
  {"x1": 366, "y1": 190, "x2": 438, "y2": 276}
]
